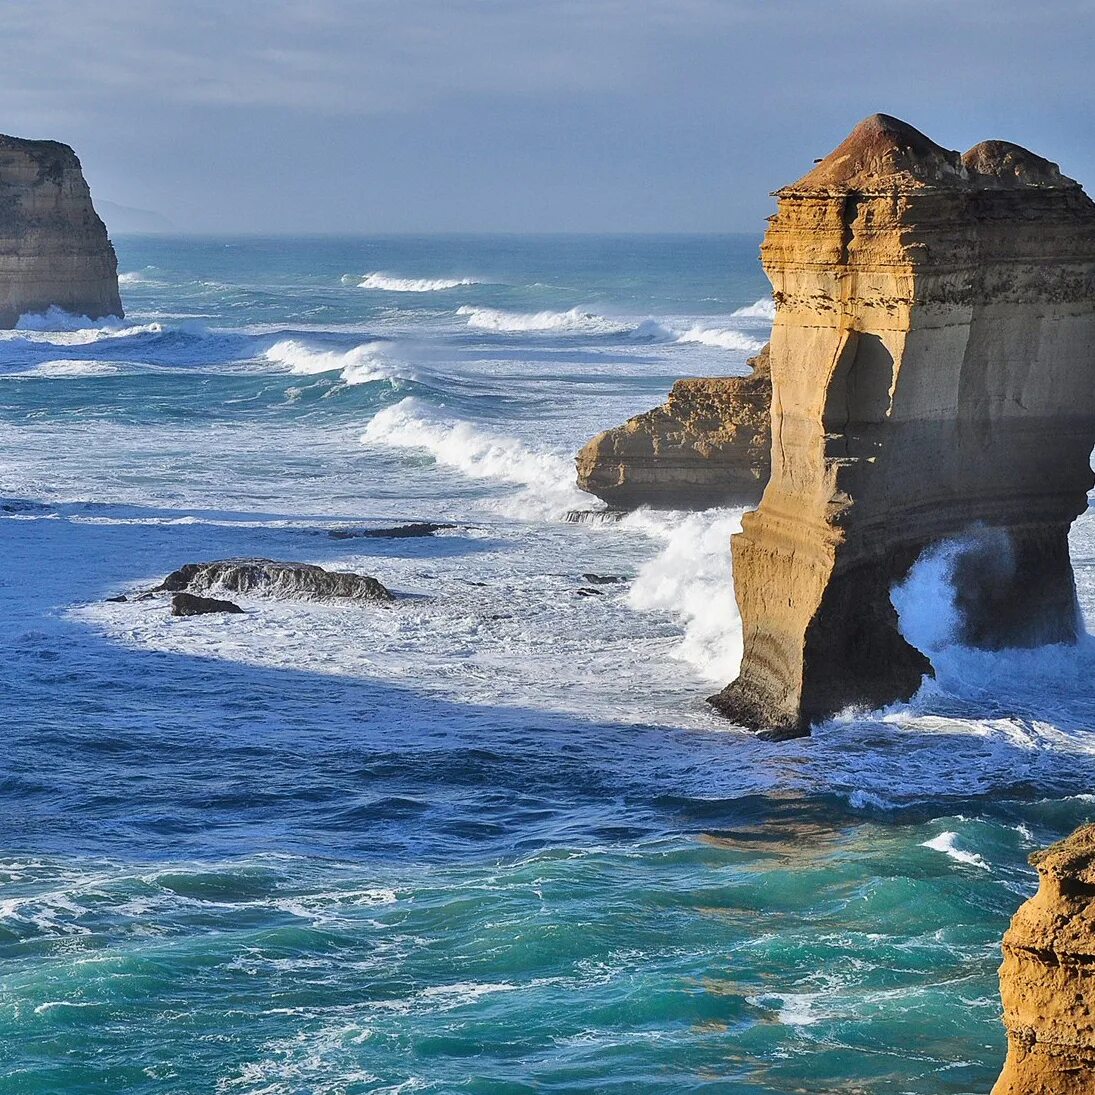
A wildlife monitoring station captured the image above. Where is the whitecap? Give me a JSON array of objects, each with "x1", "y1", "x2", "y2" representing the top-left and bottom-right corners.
[
  {"x1": 358, "y1": 272, "x2": 480, "y2": 292},
  {"x1": 732, "y1": 298, "x2": 777, "y2": 320},
  {"x1": 457, "y1": 305, "x2": 628, "y2": 335},
  {"x1": 921, "y1": 831, "x2": 991, "y2": 870},
  {"x1": 263, "y1": 339, "x2": 413, "y2": 386},
  {"x1": 361, "y1": 397, "x2": 586, "y2": 518},
  {"x1": 629, "y1": 318, "x2": 765, "y2": 352}
]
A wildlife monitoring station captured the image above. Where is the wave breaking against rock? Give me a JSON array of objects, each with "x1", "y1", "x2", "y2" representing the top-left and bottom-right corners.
[{"x1": 708, "y1": 113, "x2": 1095, "y2": 738}]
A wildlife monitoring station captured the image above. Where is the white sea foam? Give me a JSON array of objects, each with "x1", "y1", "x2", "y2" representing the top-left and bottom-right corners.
[
  {"x1": 624, "y1": 508, "x2": 744, "y2": 682},
  {"x1": 457, "y1": 305, "x2": 627, "y2": 335},
  {"x1": 263, "y1": 339, "x2": 412, "y2": 386},
  {"x1": 16, "y1": 360, "x2": 126, "y2": 379},
  {"x1": 732, "y1": 298, "x2": 777, "y2": 320},
  {"x1": 361, "y1": 397, "x2": 586, "y2": 518},
  {"x1": 358, "y1": 272, "x2": 480, "y2": 292},
  {"x1": 7, "y1": 308, "x2": 173, "y2": 346},
  {"x1": 629, "y1": 318, "x2": 765, "y2": 352},
  {"x1": 921, "y1": 831, "x2": 990, "y2": 870}
]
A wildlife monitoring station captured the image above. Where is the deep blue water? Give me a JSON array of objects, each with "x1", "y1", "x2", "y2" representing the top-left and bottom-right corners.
[{"x1": 1, "y1": 234, "x2": 1094, "y2": 1094}]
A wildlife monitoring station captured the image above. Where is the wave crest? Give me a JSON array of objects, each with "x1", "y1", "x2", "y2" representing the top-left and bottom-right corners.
[
  {"x1": 457, "y1": 306, "x2": 627, "y2": 334},
  {"x1": 629, "y1": 319, "x2": 765, "y2": 352},
  {"x1": 361, "y1": 397, "x2": 585, "y2": 518},
  {"x1": 732, "y1": 298, "x2": 777, "y2": 320},
  {"x1": 358, "y1": 273, "x2": 480, "y2": 292},
  {"x1": 263, "y1": 339, "x2": 412, "y2": 386}
]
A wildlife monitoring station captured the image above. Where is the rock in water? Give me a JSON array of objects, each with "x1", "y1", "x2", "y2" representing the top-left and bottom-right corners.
[
  {"x1": 0, "y1": 134, "x2": 122, "y2": 327},
  {"x1": 992, "y1": 825, "x2": 1095, "y2": 1094},
  {"x1": 171, "y1": 592, "x2": 244, "y2": 616},
  {"x1": 575, "y1": 345, "x2": 771, "y2": 509},
  {"x1": 157, "y1": 558, "x2": 393, "y2": 602},
  {"x1": 709, "y1": 114, "x2": 1095, "y2": 737}
]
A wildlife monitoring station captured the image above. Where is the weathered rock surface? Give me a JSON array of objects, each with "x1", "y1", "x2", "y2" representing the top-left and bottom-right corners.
[
  {"x1": 171, "y1": 592, "x2": 244, "y2": 617},
  {"x1": 575, "y1": 345, "x2": 771, "y2": 509},
  {"x1": 0, "y1": 134, "x2": 122, "y2": 327},
  {"x1": 157, "y1": 559, "x2": 393, "y2": 602},
  {"x1": 709, "y1": 114, "x2": 1095, "y2": 737},
  {"x1": 993, "y1": 824, "x2": 1095, "y2": 1094}
]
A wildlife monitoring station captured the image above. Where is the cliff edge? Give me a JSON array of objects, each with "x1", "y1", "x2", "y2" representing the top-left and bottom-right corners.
[
  {"x1": 709, "y1": 114, "x2": 1095, "y2": 737},
  {"x1": 0, "y1": 134, "x2": 122, "y2": 327},
  {"x1": 575, "y1": 344, "x2": 771, "y2": 509},
  {"x1": 993, "y1": 824, "x2": 1095, "y2": 1094}
]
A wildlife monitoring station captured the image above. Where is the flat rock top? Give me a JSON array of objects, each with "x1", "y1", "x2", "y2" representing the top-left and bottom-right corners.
[{"x1": 783, "y1": 113, "x2": 1075, "y2": 194}]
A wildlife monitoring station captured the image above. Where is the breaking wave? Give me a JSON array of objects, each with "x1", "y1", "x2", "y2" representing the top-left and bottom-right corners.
[
  {"x1": 361, "y1": 397, "x2": 586, "y2": 518},
  {"x1": 457, "y1": 306, "x2": 628, "y2": 335},
  {"x1": 624, "y1": 508, "x2": 744, "y2": 683},
  {"x1": 358, "y1": 273, "x2": 481, "y2": 292},
  {"x1": 263, "y1": 339, "x2": 414, "y2": 386},
  {"x1": 732, "y1": 298, "x2": 777, "y2": 320},
  {"x1": 629, "y1": 319, "x2": 765, "y2": 352}
]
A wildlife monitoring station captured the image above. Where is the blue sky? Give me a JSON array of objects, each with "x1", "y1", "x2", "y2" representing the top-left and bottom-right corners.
[{"x1": 5, "y1": 0, "x2": 1093, "y2": 233}]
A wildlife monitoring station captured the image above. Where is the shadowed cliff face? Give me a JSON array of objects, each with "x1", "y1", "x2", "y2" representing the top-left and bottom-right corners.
[
  {"x1": 709, "y1": 114, "x2": 1095, "y2": 738},
  {"x1": 0, "y1": 134, "x2": 122, "y2": 327},
  {"x1": 574, "y1": 345, "x2": 772, "y2": 509},
  {"x1": 993, "y1": 824, "x2": 1095, "y2": 1095}
]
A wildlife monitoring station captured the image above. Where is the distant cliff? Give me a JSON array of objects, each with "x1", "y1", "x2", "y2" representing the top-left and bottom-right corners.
[
  {"x1": 0, "y1": 134, "x2": 122, "y2": 327},
  {"x1": 575, "y1": 344, "x2": 771, "y2": 509},
  {"x1": 993, "y1": 824, "x2": 1095, "y2": 1094}
]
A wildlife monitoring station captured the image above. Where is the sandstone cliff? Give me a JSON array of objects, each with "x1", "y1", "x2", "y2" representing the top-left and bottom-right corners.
[
  {"x1": 993, "y1": 824, "x2": 1095, "y2": 1094},
  {"x1": 575, "y1": 344, "x2": 771, "y2": 508},
  {"x1": 708, "y1": 114, "x2": 1095, "y2": 737},
  {"x1": 0, "y1": 134, "x2": 122, "y2": 327}
]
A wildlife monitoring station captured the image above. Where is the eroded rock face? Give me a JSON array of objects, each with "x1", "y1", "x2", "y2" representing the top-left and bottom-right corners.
[
  {"x1": 157, "y1": 559, "x2": 393, "y2": 602},
  {"x1": 993, "y1": 824, "x2": 1095, "y2": 1094},
  {"x1": 709, "y1": 114, "x2": 1095, "y2": 737},
  {"x1": 575, "y1": 345, "x2": 771, "y2": 509},
  {"x1": 0, "y1": 134, "x2": 122, "y2": 327}
]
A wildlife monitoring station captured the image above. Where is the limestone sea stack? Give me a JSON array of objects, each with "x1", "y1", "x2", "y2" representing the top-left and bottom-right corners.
[
  {"x1": 993, "y1": 824, "x2": 1095, "y2": 1094},
  {"x1": 0, "y1": 134, "x2": 122, "y2": 327},
  {"x1": 575, "y1": 344, "x2": 771, "y2": 508},
  {"x1": 709, "y1": 114, "x2": 1095, "y2": 738}
]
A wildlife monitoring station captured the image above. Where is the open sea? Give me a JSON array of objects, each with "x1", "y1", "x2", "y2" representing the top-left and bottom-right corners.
[{"x1": 2, "y1": 234, "x2": 1095, "y2": 1094}]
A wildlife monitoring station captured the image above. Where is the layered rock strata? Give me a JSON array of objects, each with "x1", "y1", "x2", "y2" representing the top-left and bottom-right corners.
[
  {"x1": 0, "y1": 134, "x2": 122, "y2": 327},
  {"x1": 993, "y1": 824, "x2": 1095, "y2": 1094},
  {"x1": 709, "y1": 114, "x2": 1095, "y2": 737},
  {"x1": 575, "y1": 345, "x2": 771, "y2": 509}
]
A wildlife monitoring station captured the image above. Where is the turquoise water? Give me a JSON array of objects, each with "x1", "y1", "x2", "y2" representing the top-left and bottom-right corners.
[{"x1": 1, "y1": 234, "x2": 1094, "y2": 1093}]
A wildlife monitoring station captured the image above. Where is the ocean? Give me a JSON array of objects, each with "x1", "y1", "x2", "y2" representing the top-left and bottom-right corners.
[{"x1": 1, "y1": 233, "x2": 1094, "y2": 1094}]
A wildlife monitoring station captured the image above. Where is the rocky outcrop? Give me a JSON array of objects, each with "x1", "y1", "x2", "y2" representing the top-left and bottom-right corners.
[
  {"x1": 575, "y1": 345, "x2": 771, "y2": 509},
  {"x1": 157, "y1": 559, "x2": 393, "y2": 602},
  {"x1": 709, "y1": 114, "x2": 1095, "y2": 738},
  {"x1": 993, "y1": 824, "x2": 1095, "y2": 1094},
  {"x1": 0, "y1": 134, "x2": 122, "y2": 327},
  {"x1": 171, "y1": 592, "x2": 244, "y2": 617}
]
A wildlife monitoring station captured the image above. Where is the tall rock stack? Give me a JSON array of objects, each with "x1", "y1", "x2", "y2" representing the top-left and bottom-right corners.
[
  {"x1": 709, "y1": 114, "x2": 1095, "y2": 738},
  {"x1": 0, "y1": 134, "x2": 122, "y2": 327},
  {"x1": 993, "y1": 824, "x2": 1095, "y2": 1094}
]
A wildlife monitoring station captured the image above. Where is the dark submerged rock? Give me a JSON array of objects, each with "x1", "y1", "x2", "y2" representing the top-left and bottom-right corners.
[{"x1": 171, "y1": 592, "x2": 244, "y2": 617}]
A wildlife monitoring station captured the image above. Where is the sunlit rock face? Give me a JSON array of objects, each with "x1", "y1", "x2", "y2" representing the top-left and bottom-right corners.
[
  {"x1": 575, "y1": 344, "x2": 771, "y2": 509},
  {"x1": 0, "y1": 134, "x2": 122, "y2": 327},
  {"x1": 708, "y1": 114, "x2": 1095, "y2": 738},
  {"x1": 993, "y1": 824, "x2": 1095, "y2": 1095}
]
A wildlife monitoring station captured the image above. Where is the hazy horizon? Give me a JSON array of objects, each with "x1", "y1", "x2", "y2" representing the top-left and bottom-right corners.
[{"x1": 5, "y1": 0, "x2": 1095, "y2": 234}]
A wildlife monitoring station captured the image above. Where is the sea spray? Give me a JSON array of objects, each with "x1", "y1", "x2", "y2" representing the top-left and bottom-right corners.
[
  {"x1": 624, "y1": 508, "x2": 744, "y2": 682},
  {"x1": 361, "y1": 397, "x2": 586, "y2": 518}
]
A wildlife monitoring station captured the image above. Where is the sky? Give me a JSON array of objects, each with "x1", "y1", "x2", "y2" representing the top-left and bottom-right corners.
[{"x1": 3, "y1": 0, "x2": 1094, "y2": 234}]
